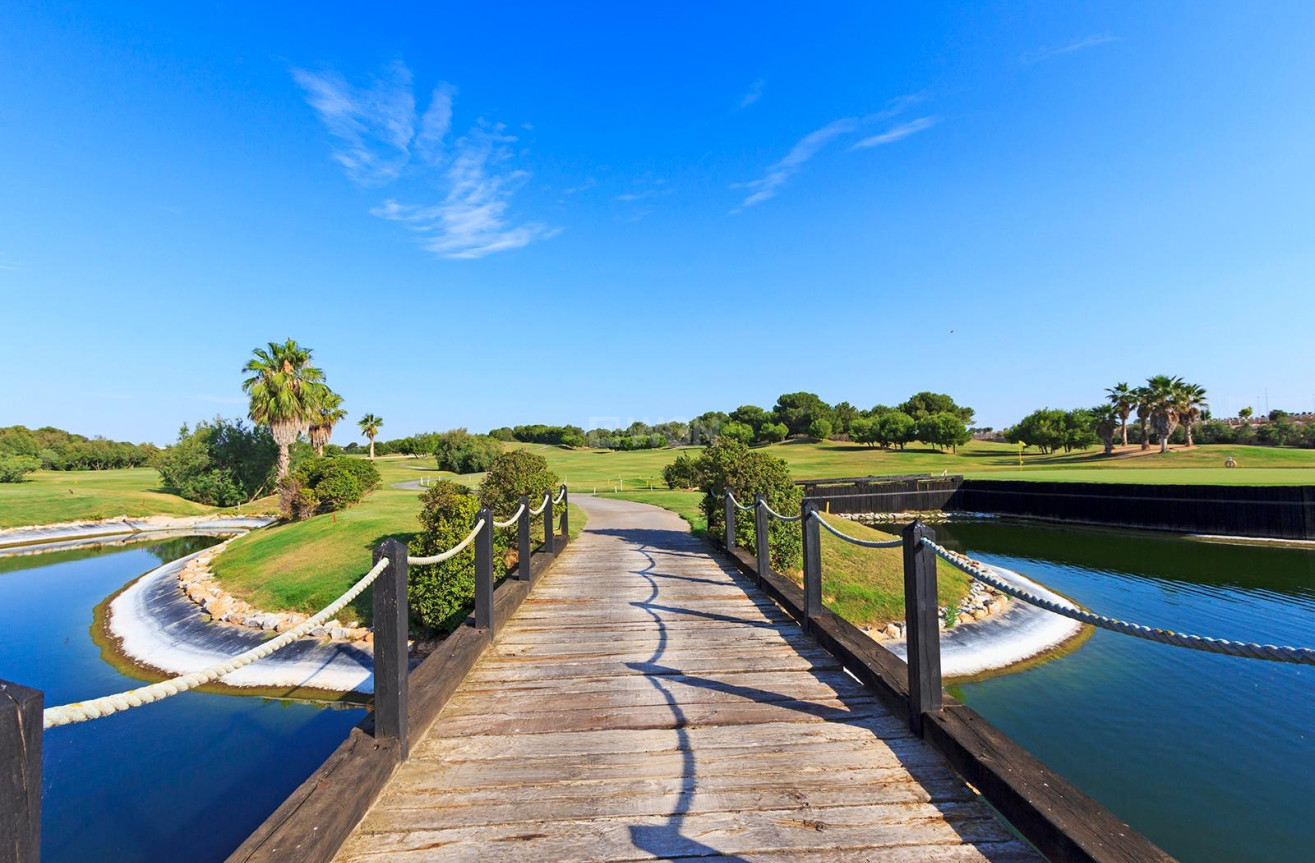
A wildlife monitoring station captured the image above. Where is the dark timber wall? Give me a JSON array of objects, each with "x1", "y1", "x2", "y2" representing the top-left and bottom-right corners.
[{"x1": 800, "y1": 474, "x2": 1315, "y2": 540}]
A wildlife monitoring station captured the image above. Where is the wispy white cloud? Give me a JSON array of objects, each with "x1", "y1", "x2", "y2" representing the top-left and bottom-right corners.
[
  {"x1": 733, "y1": 118, "x2": 858, "y2": 210},
  {"x1": 738, "y1": 79, "x2": 766, "y2": 109},
  {"x1": 851, "y1": 116, "x2": 938, "y2": 150},
  {"x1": 732, "y1": 93, "x2": 939, "y2": 210},
  {"x1": 1022, "y1": 33, "x2": 1120, "y2": 65},
  {"x1": 294, "y1": 62, "x2": 555, "y2": 259},
  {"x1": 371, "y1": 123, "x2": 560, "y2": 259}
]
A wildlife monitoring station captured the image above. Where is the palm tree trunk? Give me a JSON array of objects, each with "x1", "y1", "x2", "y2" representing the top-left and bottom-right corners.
[
  {"x1": 1121, "y1": 421, "x2": 1128, "y2": 448},
  {"x1": 277, "y1": 444, "x2": 291, "y2": 479},
  {"x1": 369, "y1": 439, "x2": 376, "y2": 459}
]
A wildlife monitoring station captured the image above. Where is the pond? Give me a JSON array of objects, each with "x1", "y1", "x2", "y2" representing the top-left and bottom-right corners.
[
  {"x1": 931, "y1": 518, "x2": 1315, "y2": 863},
  {"x1": 0, "y1": 538, "x2": 367, "y2": 863}
]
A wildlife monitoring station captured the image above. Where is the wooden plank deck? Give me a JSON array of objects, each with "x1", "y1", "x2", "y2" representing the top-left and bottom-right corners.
[{"x1": 334, "y1": 495, "x2": 1044, "y2": 863}]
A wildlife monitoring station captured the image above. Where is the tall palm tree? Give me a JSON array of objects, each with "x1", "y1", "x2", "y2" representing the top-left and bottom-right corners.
[
  {"x1": 1091, "y1": 404, "x2": 1119, "y2": 455},
  {"x1": 242, "y1": 339, "x2": 326, "y2": 480},
  {"x1": 1105, "y1": 382, "x2": 1135, "y2": 448},
  {"x1": 358, "y1": 413, "x2": 383, "y2": 460},
  {"x1": 1175, "y1": 381, "x2": 1209, "y2": 448},
  {"x1": 308, "y1": 390, "x2": 347, "y2": 457},
  {"x1": 1133, "y1": 385, "x2": 1153, "y2": 450},
  {"x1": 1145, "y1": 374, "x2": 1185, "y2": 453}
]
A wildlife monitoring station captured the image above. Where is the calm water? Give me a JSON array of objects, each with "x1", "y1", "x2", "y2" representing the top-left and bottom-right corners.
[
  {"x1": 935, "y1": 519, "x2": 1315, "y2": 863},
  {"x1": 0, "y1": 539, "x2": 366, "y2": 863}
]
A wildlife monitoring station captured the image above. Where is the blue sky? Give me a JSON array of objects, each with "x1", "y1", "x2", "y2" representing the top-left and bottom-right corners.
[{"x1": 3, "y1": 2, "x2": 1314, "y2": 444}]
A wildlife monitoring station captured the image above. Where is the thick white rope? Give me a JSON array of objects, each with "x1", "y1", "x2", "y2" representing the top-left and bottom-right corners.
[
  {"x1": 409, "y1": 518, "x2": 486, "y2": 566},
  {"x1": 44, "y1": 556, "x2": 392, "y2": 728},
  {"x1": 758, "y1": 500, "x2": 801, "y2": 523},
  {"x1": 529, "y1": 492, "x2": 550, "y2": 516},
  {"x1": 810, "y1": 511, "x2": 902, "y2": 548},
  {"x1": 553, "y1": 485, "x2": 567, "y2": 504},
  {"x1": 725, "y1": 491, "x2": 754, "y2": 512},
  {"x1": 922, "y1": 538, "x2": 1315, "y2": 665},
  {"x1": 492, "y1": 504, "x2": 525, "y2": 529}
]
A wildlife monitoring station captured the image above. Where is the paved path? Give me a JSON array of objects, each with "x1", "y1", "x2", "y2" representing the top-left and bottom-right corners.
[{"x1": 334, "y1": 496, "x2": 1042, "y2": 862}]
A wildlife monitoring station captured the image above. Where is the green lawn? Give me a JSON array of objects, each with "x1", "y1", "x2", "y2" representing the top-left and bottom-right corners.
[
  {"x1": 212, "y1": 455, "x2": 585, "y2": 623},
  {"x1": 524, "y1": 439, "x2": 1315, "y2": 490},
  {"x1": 0, "y1": 467, "x2": 226, "y2": 529}
]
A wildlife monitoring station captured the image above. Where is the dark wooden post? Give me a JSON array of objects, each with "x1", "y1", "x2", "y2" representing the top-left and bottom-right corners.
[
  {"x1": 801, "y1": 500, "x2": 822, "y2": 628},
  {"x1": 559, "y1": 486, "x2": 569, "y2": 539},
  {"x1": 517, "y1": 495, "x2": 532, "y2": 581},
  {"x1": 371, "y1": 539, "x2": 409, "y2": 759},
  {"x1": 724, "y1": 491, "x2": 736, "y2": 551},
  {"x1": 475, "y1": 508, "x2": 494, "y2": 635},
  {"x1": 544, "y1": 493, "x2": 555, "y2": 553},
  {"x1": 0, "y1": 679, "x2": 41, "y2": 863},
  {"x1": 753, "y1": 493, "x2": 770, "y2": 585},
  {"x1": 902, "y1": 520, "x2": 943, "y2": 735}
]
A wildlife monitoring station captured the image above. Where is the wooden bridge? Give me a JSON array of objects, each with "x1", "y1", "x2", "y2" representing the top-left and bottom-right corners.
[{"x1": 1, "y1": 494, "x2": 1175, "y2": 863}]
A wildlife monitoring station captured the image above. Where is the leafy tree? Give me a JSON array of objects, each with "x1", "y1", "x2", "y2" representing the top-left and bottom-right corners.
[
  {"x1": 408, "y1": 481, "x2": 483, "y2": 633},
  {"x1": 1007, "y1": 408, "x2": 1069, "y2": 455},
  {"x1": 693, "y1": 439, "x2": 802, "y2": 570},
  {"x1": 433, "y1": 429, "x2": 503, "y2": 473},
  {"x1": 875, "y1": 411, "x2": 918, "y2": 449},
  {"x1": 916, "y1": 412, "x2": 970, "y2": 453},
  {"x1": 807, "y1": 418, "x2": 833, "y2": 440},
  {"x1": 690, "y1": 411, "x2": 729, "y2": 445},
  {"x1": 898, "y1": 392, "x2": 974, "y2": 425},
  {"x1": 849, "y1": 416, "x2": 876, "y2": 447},
  {"x1": 477, "y1": 450, "x2": 560, "y2": 540},
  {"x1": 357, "y1": 413, "x2": 383, "y2": 459},
  {"x1": 488, "y1": 427, "x2": 516, "y2": 441},
  {"x1": 730, "y1": 405, "x2": 770, "y2": 433},
  {"x1": 663, "y1": 453, "x2": 700, "y2": 489},
  {"x1": 0, "y1": 456, "x2": 40, "y2": 483},
  {"x1": 155, "y1": 418, "x2": 277, "y2": 506},
  {"x1": 720, "y1": 420, "x2": 754, "y2": 444},
  {"x1": 1238, "y1": 407, "x2": 1254, "y2": 419},
  {"x1": 831, "y1": 402, "x2": 858, "y2": 436},
  {"x1": 1060, "y1": 409, "x2": 1098, "y2": 453},
  {"x1": 242, "y1": 339, "x2": 328, "y2": 480},
  {"x1": 771, "y1": 392, "x2": 833, "y2": 437},
  {"x1": 755, "y1": 421, "x2": 788, "y2": 444}
]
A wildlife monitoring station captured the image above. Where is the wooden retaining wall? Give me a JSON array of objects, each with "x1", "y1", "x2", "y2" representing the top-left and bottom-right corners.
[{"x1": 800, "y1": 474, "x2": 1315, "y2": 540}]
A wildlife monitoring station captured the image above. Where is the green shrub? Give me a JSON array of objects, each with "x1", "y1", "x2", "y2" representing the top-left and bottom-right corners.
[
  {"x1": 694, "y1": 439, "x2": 802, "y2": 570},
  {"x1": 807, "y1": 418, "x2": 833, "y2": 440},
  {"x1": 155, "y1": 418, "x2": 277, "y2": 505},
  {"x1": 433, "y1": 429, "x2": 503, "y2": 473},
  {"x1": 755, "y1": 421, "x2": 788, "y2": 444},
  {"x1": 0, "y1": 456, "x2": 40, "y2": 483},
  {"x1": 663, "y1": 453, "x2": 700, "y2": 489},
  {"x1": 479, "y1": 449, "x2": 559, "y2": 535},
  {"x1": 280, "y1": 456, "x2": 380, "y2": 518},
  {"x1": 408, "y1": 481, "x2": 482, "y2": 633}
]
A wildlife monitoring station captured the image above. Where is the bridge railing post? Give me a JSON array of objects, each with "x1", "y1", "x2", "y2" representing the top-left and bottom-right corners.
[
  {"x1": 517, "y1": 495, "x2": 532, "y2": 581},
  {"x1": 724, "y1": 491, "x2": 736, "y2": 551},
  {"x1": 544, "y1": 494, "x2": 555, "y2": 554},
  {"x1": 902, "y1": 520, "x2": 943, "y2": 736},
  {"x1": 475, "y1": 508, "x2": 494, "y2": 636},
  {"x1": 559, "y1": 486, "x2": 569, "y2": 539},
  {"x1": 801, "y1": 500, "x2": 822, "y2": 629},
  {"x1": 372, "y1": 539, "x2": 410, "y2": 759},
  {"x1": 753, "y1": 493, "x2": 769, "y2": 585},
  {"x1": 1, "y1": 679, "x2": 42, "y2": 863}
]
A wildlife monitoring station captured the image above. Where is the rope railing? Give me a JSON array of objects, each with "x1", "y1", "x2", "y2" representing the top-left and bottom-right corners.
[
  {"x1": 759, "y1": 500, "x2": 801, "y2": 523},
  {"x1": 922, "y1": 537, "x2": 1315, "y2": 666},
  {"x1": 492, "y1": 504, "x2": 525, "y2": 529},
  {"x1": 810, "y1": 510, "x2": 903, "y2": 548},
  {"x1": 725, "y1": 491, "x2": 754, "y2": 513},
  {"x1": 553, "y1": 485, "x2": 567, "y2": 504},
  {"x1": 409, "y1": 518, "x2": 486, "y2": 566},
  {"x1": 529, "y1": 492, "x2": 550, "y2": 516},
  {"x1": 43, "y1": 556, "x2": 393, "y2": 728}
]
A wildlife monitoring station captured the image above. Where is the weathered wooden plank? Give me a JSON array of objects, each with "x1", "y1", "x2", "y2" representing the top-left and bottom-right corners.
[{"x1": 0, "y1": 679, "x2": 41, "y2": 863}]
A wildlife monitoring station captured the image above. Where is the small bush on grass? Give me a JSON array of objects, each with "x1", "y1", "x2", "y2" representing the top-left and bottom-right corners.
[
  {"x1": 0, "y1": 456, "x2": 40, "y2": 483},
  {"x1": 279, "y1": 456, "x2": 381, "y2": 520},
  {"x1": 694, "y1": 439, "x2": 802, "y2": 570},
  {"x1": 433, "y1": 428, "x2": 504, "y2": 474},
  {"x1": 663, "y1": 453, "x2": 700, "y2": 489},
  {"x1": 408, "y1": 480, "x2": 482, "y2": 633}
]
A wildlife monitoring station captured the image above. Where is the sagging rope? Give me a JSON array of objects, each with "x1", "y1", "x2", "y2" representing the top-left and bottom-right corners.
[
  {"x1": 492, "y1": 504, "x2": 525, "y2": 529},
  {"x1": 529, "y1": 492, "x2": 550, "y2": 516},
  {"x1": 810, "y1": 511, "x2": 902, "y2": 548},
  {"x1": 44, "y1": 556, "x2": 392, "y2": 728},
  {"x1": 553, "y1": 485, "x2": 567, "y2": 504},
  {"x1": 922, "y1": 537, "x2": 1315, "y2": 666},
  {"x1": 409, "y1": 518, "x2": 486, "y2": 566},
  {"x1": 759, "y1": 501, "x2": 801, "y2": 523},
  {"x1": 725, "y1": 492, "x2": 754, "y2": 513}
]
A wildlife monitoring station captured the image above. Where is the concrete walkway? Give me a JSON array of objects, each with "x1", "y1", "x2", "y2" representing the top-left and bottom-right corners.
[{"x1": 333, "y1": 496, "x2": 1041, "y2": 862}]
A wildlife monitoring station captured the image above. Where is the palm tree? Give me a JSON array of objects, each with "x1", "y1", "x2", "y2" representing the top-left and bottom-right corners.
[
  {"x1": 1175, "y1": 381, "x2": 1209, "y2": 448},
  {"x1": 1091, "y1": 404, "x2": 1119, "y2": 455},
  {"x1": 1133, "y1": 385, "x2": 1153, "y2": 450},
  {"x1": 1105, "y1": 382, "x2": 1135, "y2": 448},
  {"x1": 358, "y1": 413, "x2": 383, "y2": 460},
  {"x1": 1145, "y1": 374, "x2": 1184, "y2": 453},
  {"x1": 242, "y1": 339, "x2": 326, "y2": 480},
  {"x1": 308, "y1": 390, "x2": 347, "y2": 457}
]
